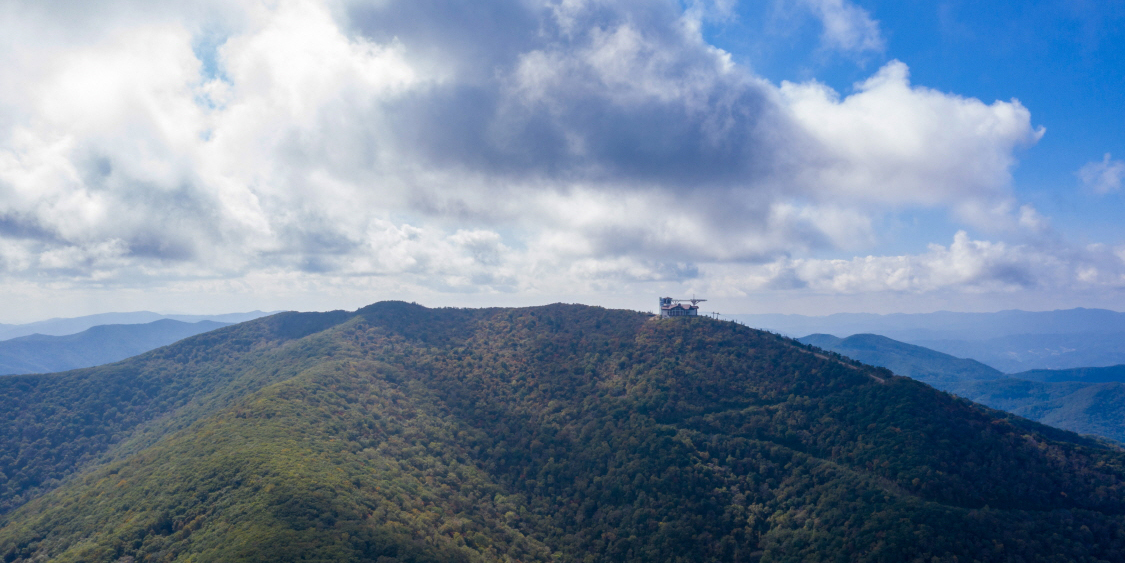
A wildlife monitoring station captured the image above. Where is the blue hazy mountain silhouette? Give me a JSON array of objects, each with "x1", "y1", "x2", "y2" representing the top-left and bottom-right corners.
[
  {"x1": 0, "y1": 310, "x2": 274, "y2": 341},
  {"x1": 736, "y1": 308, "x2": 1125, "y2": 371},
  {"x1": 0, "y1": 319, "x2": 231, "y2": 375}
]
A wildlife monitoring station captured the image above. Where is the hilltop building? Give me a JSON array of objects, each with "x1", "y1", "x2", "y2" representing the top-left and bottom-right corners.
[{"x1": 659, "y1": 296, "x2": 706, "y2": 318}]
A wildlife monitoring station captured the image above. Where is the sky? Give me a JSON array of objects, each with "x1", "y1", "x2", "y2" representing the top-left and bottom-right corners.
[{"x1": 0, "y1": 0, "x2": 1123, "y2": 322}]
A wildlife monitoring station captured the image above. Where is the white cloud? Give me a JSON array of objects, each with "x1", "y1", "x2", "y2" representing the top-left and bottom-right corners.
[
  {"x1": 0, "y1": 0, "x2": 1071, "y2": 310},
  {"x1": 1078, "y1": 153, "x2": 1125, "y2": 193},
  {"x1": 799, "y1": 0, "x2": 885, "y2": 54},
  {"x1": 779, "y1": 61, "x2": 1043, "y2": 222},
  {"x1": 1018, "y1": 204, "x2": 1048, "y2": 233},
  {"x1": 711, "y1": 231, "x2": 1125, "y2": 295}
]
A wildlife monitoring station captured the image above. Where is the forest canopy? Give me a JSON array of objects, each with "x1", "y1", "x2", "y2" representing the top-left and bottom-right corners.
[{"x1": 1, "y1": 302, "x2": 1123, "y2": 562}]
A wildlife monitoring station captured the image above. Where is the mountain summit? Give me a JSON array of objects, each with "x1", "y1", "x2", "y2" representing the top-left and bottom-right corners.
[{"x1": 1, "y1": 303, "x2": 1123, "y2": 562}]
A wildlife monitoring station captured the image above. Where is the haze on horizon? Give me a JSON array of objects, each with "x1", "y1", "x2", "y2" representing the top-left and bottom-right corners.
[{"x1": 0, "y1": 0, "x2": 1122, "y2": 323}]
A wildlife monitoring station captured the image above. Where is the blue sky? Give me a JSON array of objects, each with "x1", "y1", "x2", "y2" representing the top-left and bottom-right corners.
[
  {"x1": 705, "y1": 0, "x2": 1125, "y2": 247},
  {"x1": 0, "y1": 0, "x2": 1122, "y2": 321}
]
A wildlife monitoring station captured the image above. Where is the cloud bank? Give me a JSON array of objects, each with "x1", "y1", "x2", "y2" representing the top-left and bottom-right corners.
[
  {"x1": 0, "y1": 0, "x2": 1115, "y2": 312},
  {"x1": 713, "y1": 231, "x2": 1125, "y2": 294}
]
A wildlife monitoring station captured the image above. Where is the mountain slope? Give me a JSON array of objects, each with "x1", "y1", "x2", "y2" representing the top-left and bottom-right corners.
[
  {"x1": 2, "y1": 303, "x2": 1125, "y2": 562},
  {"x1": 797, "y1": 333, "x2": 1005, "y2": 385},
  {"x1": 734, "y1": 309, "x2": 1125, "y2": 371},
  {"x1": 0, "y1": 310, "x2": 352, "y2": 513},
  {"x1": 1013, "y1": 364, "x2": 1125, "y2": 383},
  {"x1": 914, "y1": 332, "x2": 1125, "y2": 372},
  {"x1": 800, "y1": 333, "x2": 1125, "y2": 443},
  {"x1": 957, "y1": 379, "x2": 1125, "y2": 440},
  {"x1": 734, "y1": 308, "x2": 1125, "y2": 341},
  {"x1": 0, "y1": 319, "x2": 231, "y2": 375}
]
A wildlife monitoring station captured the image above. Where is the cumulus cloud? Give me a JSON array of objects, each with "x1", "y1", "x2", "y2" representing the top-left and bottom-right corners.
[
  {"x1": 1078, "y1": 153, "x2": 1125, "y2": 193},
  {"x1": 799, "y1": 0, "x2": 885, "y2": 54},
  {"x1": 711, "y1": 231, "x2": 1125, "y2": 295},
  {"x1": 0, "y1": 0, "x2": 1068, "y2": 305},
  {"x1": 779, "y1": 61, "x2": 1043, "y2": 224}
]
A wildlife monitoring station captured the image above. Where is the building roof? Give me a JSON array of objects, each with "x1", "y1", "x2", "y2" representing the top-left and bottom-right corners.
[{"x1": 662, "y1": 303, "x2": 697, "y2": 310}]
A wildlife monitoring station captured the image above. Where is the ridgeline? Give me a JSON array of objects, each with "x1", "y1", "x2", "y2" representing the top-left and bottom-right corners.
[
  {"x1": 1, "y1": 302, "x2": 1124, "y2": 562},
  {"x1": 799, "y1": 333, "x2": 1125, "y2": 443},
  {"x1": 0, "y1": 319, "x2": 231, "y2": 376}
]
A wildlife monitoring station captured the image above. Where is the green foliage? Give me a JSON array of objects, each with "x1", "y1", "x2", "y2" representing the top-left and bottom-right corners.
[
  {"x1": 801, "y1": 333, "x2": 1125, "y2": 443},
  {"x1": 2, "y1": 303, "x2": 1125, "y2": 562},
  {"x1": 0, "y1": 311, "x2": 353, "y2": 514}
]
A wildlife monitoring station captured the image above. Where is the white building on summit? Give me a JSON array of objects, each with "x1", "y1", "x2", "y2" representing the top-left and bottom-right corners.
[{"x1": 659, "y1": 297, "x2": 706, "y2": 318}]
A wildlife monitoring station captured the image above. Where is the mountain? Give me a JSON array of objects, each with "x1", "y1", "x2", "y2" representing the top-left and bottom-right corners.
[
  {"x1": 733, "y1": 308, "x2": 1125, "y2": 341},
  {"x1": 799, "y1": 333, "x2": 1125, "y2": 443},
  {"x1": 2, "y1": 303, "x2": 1125, "y2": 562},
  {"x1": 797, "y1": 333, "x2": 1005, "y2": 386},
  {"x1": 954, "y1": 380, "x2": 1125, "y2": 443},
  {"x1": 915, "y1": 332, "x2": 1125, "y2": 372},
  {"x1": 734, "y1": 309, "x2": 1125, "y2": 371},
  {"x1": 0, "y1": 311, "x2": 274, "y2": 341},
  {"x1": 1013, "y1": 364, "x2": 1125, "y2": 384},
  {"x1": 0, "y1": 319, "x2": 230, "y2": 375}
]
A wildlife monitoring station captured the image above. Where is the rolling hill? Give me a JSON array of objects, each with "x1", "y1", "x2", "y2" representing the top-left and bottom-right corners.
[
  {"x1": 2, "y1": 303, "x2": 1125, "y2": 562},
  {"x1": 1014, "y1": 364, "x2": 1125, "y2": 384},
  {"x1": 915, "y1": 332, "x2": 1125, "y2": 372},
  {"x1": 735, "y1": 308, "x2": 1125, "y2": 342},
  {"x1": 796, "y1": 333, "x2": 1005, "y2": 386},
  {"x1": 0, "y1": 319, "x2": 231, "y2": 375},
  {"x1": 0, "y1": 311, "x2": 273, "y2": 341},
  {"x1": 800, "y1": 333, "x2": 1125, "y2": 443},
  {"x1": 735, "y1": 308, "x2": 1125, "y2": 371}
]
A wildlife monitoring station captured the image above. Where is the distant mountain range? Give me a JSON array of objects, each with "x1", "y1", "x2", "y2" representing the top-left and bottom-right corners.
[
  {"x1": 913, "y1": 332, "x2": 1125, "y2": 372},
  {"x1": 799, "y1": 333, "x2": 1125, "y2": 443},
  {"x1": 734, "y1": 308, "x2": 1125, "y2": 340},
  {"x1": 734, "y1": 308, "x2": 1125, "y2": 371},
  {"x1": 1015, "y1": 364, "x2": 1125, "y2": 383},
  {"x1": 797, "y1": 333, "x2": 1005, "y2": 386},
  {"x1": 0, "y1": 310, "x2": 274, "y2": 341},
  {"x1": 0, "y1": 319, "x2": 231, "y2": 375}
]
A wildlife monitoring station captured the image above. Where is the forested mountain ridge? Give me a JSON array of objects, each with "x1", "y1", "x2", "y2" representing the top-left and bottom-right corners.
[
  {"x1": 2, "y1": 303, "x2": 1125, "y2": 562},
  {"x1": 0, "y1": 319, "x2": 231, "y2": 375},
  {"x1": 797, "y1": 333, "x2": 1006, "y2": 385},
  {"x1": 735, "y1": 308, "x2": 1125, "y2": 342},
  {"x1": 1012, "y1": 364, "x2": 1125, "y2": 384},
  {"x1": 0, "y1": 310, "x2": 352, "y2": 513},
  {"x1": 735, "y1": 309, "x2": 1125, "y2": 371},
  {"x1": 799, "y1": 333, "x2": 1125, "y2": 443}
]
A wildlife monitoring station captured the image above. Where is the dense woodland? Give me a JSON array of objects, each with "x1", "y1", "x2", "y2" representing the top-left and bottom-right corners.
[
  {"x1": 800, "y1": 333, "x2": 1125, "y2": 443},
  {"x1": 1, "y1": 302, "x2": 1124, "y2": 562}
]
